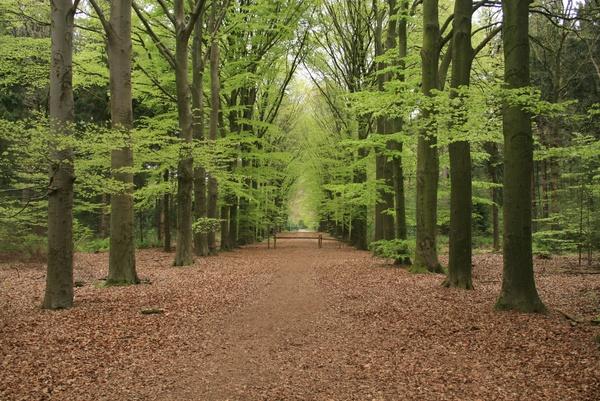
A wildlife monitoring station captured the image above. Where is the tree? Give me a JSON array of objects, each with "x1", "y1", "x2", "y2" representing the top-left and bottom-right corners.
[
  {"x1": 373, "y1": 0, "x2": 396, "y2": 242},
  {"x1": 133, "y1": 0, "x2": 206, "y2": 265},
  {"x1": 414, "y1": 0, "x2": 443, "y2": 273},
  {"x1": 43, "y1": 0, "x2": 80, "y2": 309},
  {"x1": 207, "y1": 0, "x2": 220, "y2": 255},
  {"x1": 495, "y1": 0, "x2": 546, "y2": 313},
  {"x1": 444, "y1": 0, "x2": 474, "y2": 289},
  {"x1": 89, "y1": 0, "x2": 139, "y2": 285},
  {"x1": 192, "y1": 10, "x2": 210, "y2": 257}
]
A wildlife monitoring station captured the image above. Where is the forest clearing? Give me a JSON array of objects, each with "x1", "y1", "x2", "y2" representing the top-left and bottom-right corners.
[
  {"x1": 1, "y1": 237, "x2": 600, "y2": 400},
  {"x1": 1, "y1": 0, "x2": 600, "y2": 399}
]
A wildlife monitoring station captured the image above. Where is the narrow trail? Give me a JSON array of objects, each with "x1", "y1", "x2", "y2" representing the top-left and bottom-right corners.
[{"x1": 172, "y1": 234, "x2": 332, "y2": 400}]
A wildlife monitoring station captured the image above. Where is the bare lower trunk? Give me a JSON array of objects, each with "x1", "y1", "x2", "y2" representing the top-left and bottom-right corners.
[
  {"x1": 106, "y1": 0, "x2": 138, "y2": 284},
  {"x1": 44, "y1": 0, "x2": 76, "y2": 309},
  {"x1": 163, "y1": 170, "x2": 172, "y2": 252},
  {"x1": 191, "y1": 15, "x2": 209, "y2": 257},
  {"x1": 393, "y1": 0, "x2": 409, "y2": 244},
  {"x1": 495, "y1": 0, "x2": 545, "y2": 313},
  {"x1": 220, "y1": 205, "x2": 230, "y2": 251},
  {"x1": 414, "y1": 0, "x2": 442, "y2": 273},
  {"x1": 207, "y1": 4, "x2": 220, "y2": 255},
  {"x1": 173, "y1": 0, "x2": 195, "y2": 266},
  {"x1": 444, "y1": 0, "x2": 473, "y2": 289}
]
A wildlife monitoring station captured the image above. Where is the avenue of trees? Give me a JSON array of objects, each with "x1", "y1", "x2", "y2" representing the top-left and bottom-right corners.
[{"x1": 0, "y1": 0, "x2": 598, "y2": 312}]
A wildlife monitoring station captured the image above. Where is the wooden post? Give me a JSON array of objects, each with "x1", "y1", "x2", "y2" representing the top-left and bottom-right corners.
[
  {"x1": 319, "y1": 234, "x2": 322, "y2": 248},
  {"x1": 268, "y1": 234, "x2": 270, "y2": 249},
  {"x1": 274, "y1": 234, "x2": 277, "y2": 249}
]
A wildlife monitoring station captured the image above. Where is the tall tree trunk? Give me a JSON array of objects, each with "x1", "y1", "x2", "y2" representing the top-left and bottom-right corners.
[
  {"x1": 495, "y1": 0, "x2": 545, "y2": 313},
  {"x1": 207, "y1": 2, "x2": 220, "y2": 255},
  {"x1": 99, "y1": 193, "x2": 108, "y2": 238},
  {"x1": 44, "y1": 0, "x2": 76, "y2": 309},
  {"x1": 229, "y1": 196, "x2": 238, "y2": 248},
  {"x1": 444, "y1": 0, "x2": 473, "y2": 289},
  {"x1": 155, "y1": 198, "x2": 162, "y2": 243},
  {"x1": 107, "y1": 0, "x2": 138, "y2": 284},
  {"x1": 485, "y1": 142, "x2": 501, "y2": 251},
  {"x1": 351, "y1": 121, "x2": 368, "y2": 250},
  {"x1": 173, "y1": 0, "x2": 195, "y2": 266},
  {"x1": 414, "y1": 0, "x2": 443, "y2": 273},
  {"x1": 237, "y1": 87, "x2": 257, "y2": 245},
  {"x1": 393, "y1": 0, "x2": 409, "y2": 243},
  {"x1": 163, "y1": 169, "x2": 172, "y2": 252},
  {"x1": 374, "y1": 1, "x2": 396, "y2": 242},
  {"x1": 192, "y1": 12, "x2": 209, "y2": 257}
]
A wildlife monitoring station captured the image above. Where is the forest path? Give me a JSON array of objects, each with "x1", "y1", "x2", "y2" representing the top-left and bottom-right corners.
[
  {"x1": 2, "y1": 237, "x2": 599, "y2": 401},
  {"x1": 171, "y1": 233, "x2": 334, "y2": 400}
]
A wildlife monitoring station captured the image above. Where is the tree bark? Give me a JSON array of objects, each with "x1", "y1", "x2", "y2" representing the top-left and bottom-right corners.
[
  {"x1": 444, "y1": 0, "x2": 473, "y2": 289},
  {"x1": 107, "y1": 0, "x2": 138, "y2": 284},
  {"x1": 374, "y1": 1, "x2": 395, "y2": 242},
  {"x1": 393, "y1": 0, "x2": 409, "y2": 243},
  {"x1": 414, "y1": 0, "x2": 443, "y2": 273},
  {"x1": 207, "y1": 1, "x2": 220, "y2": 255},
  {"x1": 44, "y1": 0, "x2": 76, "y2": 309},
  {"x1": 191, "y1": 12, "x2": 209, "y2": 257},
  {"x1": 173, "y1": 0, "x2": 196, "y2": 266},
  {"x1": 495, "y1": 0, "x2": 545, "y2": 313},
  {"x1": 163, "y1": 169, "x2": 172, "y2": 252}
]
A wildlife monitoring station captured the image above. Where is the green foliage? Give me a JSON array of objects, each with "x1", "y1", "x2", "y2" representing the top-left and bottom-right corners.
[
  {"x1": 369, "y1": 239, "x2": 412, "y2": 265},
  {"x1": 192, "y1": 217, "x2": 222, "y2": 234}
]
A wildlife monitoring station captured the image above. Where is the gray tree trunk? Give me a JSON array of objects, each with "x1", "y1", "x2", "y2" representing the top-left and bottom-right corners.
[
  {"x1": 207, "y1": 2, "x2": 220, "y2": 255},
  {"x1": 393, "y1": 0, "x2": 409, "y2": 244},
  {"x1": 414, "y1": 0, "x2": 443, "y2": 273},
  {"x1": 444, "y1": 0, "x2": 473, "y2": 289},
  {"x1": 173, "y1": 0, "x2": 196, "y2": 266},
  {"x1": 192, "y1": 13, "x2": 209, "y2": 257},
  {"x1": 495, "y1": 0, "x2": 546, "y2": 313},
  {"x1": 107, "y1": 0, "x2": 138, "y2": 284},
  {"x1": 44, "y1": 0, "x2": 76, "y2": 309}
]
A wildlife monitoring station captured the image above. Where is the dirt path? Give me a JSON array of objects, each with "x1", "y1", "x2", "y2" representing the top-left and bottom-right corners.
[
  {"x1": 1, "y1": 234, "x2": 600, "y2": 400},
  {"x1": 173, "y1": 241, "x2": 328, "y2": 400}
]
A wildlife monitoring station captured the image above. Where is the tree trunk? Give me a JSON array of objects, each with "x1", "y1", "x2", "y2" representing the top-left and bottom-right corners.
[
  {"x1": 155, "y1": 198, "x2": 162, "y2": 243},
  {"x1": 99, "y1": 193, "x2": 108, "y2": 238},
  {"x1": 444, "y1": 0, "x2": 473, "y2": 289},
  {"x1": 191, "y1": 13, "x2": 209, "y2": 257},
  {"x1": 374, "y1": 1, "x2": 396, "y2": 242},
  {"x1": 207, "y1": 2, "x2": 220, "y2": 255},
  {"x1": 237, "y1": 87, "x2": 257, "y2": 245},
  {"x1": 220, "y1": 205, "x2": 230, "y2": 250},
  {"x1": 495, "y1": 0, "x2": 545, "y2": 313},
  {"x1": 173, "y1": 0, "x2": 195, "y2": 266},
  {"x1": 485, "y1": 142, "x2": 501, "y2": 252},
  {"x1": 414, "y1": 0, "x2": 443, "y2": 273},
  {"x1": 163, "y1": 170, "x2": 172, "y2": 252},
  {"x1": 351, "y1": 120, "x2": 368, "y2": 250},
  {"x1": 44, "y1": 0, "x2": 76, "y2": 309},
  {"x1": 107, "y1": 0, "x2": 138, "y2": 284},
  {"x1": 393, "y1": 0, "x2": 409, "y2": 243}
]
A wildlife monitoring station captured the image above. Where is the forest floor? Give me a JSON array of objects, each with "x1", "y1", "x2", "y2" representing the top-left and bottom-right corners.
[{"x1": 1, "y1": 233, "x2": 600, "y2": 401}]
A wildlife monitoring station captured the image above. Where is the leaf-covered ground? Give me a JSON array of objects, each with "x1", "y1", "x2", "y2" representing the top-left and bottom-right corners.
[{"x1": 1, "y1": 236, "x2": 599, "y2": 400}]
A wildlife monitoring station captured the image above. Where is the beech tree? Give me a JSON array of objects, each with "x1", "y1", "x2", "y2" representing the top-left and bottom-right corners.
[
  {"x1": 444, "y1": 0, "x2": 474, "y2": 289},
  {"x1": 89, "y1": 0, "x2": 139, "y2": 285},
  {"x1": 496, "y1": 0, "x2": 546, "y2": 313},
  {"x1": 414, "y1": 0, "x2": 443, "y2": 273},
  {"x1": 43, "y1": 0, "x2": 80, "y2": 309}
]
